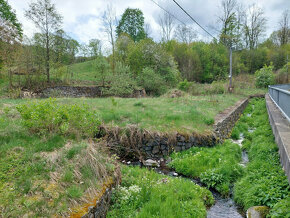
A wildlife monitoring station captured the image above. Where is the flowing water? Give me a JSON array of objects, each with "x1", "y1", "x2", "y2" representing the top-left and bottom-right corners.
[{"x1": 124, "y1": 120, "x2": 254, "y2": 218}]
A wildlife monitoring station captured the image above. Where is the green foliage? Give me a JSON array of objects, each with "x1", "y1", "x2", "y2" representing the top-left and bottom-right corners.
[
  {"x1": 233, "y1": 99, "x2": 290, "y2": 210},
  {"x1": 95, "y1": 56, "x2": 111, "y2": 86},
  {"x1": 255, "y1": 64, "x2": 275, "y2": 88},
  {"x1": 268, "y1": 197, "x2": 290, "y2": 218},
  {"x1": 16, "y1": 98, "x2": 101, "y2": 138},
  {"x1": 66, "y1": 185, "x2": 83, "y2": 199},
  {"x1": 137, "y1": 67, "x2": 166, "y2": 96},
  {"x1": 107, "y1": 166, "x2": 214, "y2": 217},
  {"x1": 66, "y1": 144, "x2": 85, "y2": 159},
  {"x1": 116, "y1": 8, "x2": 146, "y2": 42},
  {"x1": 178, "y1": 79, "x2": 191, "y2": 91},
  {"x1": 169, "y1": 141, "x2": 243, "y2": 196},
  {"x1": 0, "y1": 0, "x2": 22, "y2": 35},
  {"x1": 126, "y1": 38, "x2": 179, "y2": 86}
]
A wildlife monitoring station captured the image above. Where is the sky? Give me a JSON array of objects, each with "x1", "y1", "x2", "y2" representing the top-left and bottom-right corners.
[{"x1": 8, "y1": 0, "x2": 290, "y2": 52}]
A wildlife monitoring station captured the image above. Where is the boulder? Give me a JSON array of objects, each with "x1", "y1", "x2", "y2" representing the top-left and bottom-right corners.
[{"x1": 246, "y1": 206, "x2": 270, "y2": 218}]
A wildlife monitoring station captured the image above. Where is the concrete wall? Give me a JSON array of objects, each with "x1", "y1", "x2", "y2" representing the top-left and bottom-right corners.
[{"x1": 266, "y1": 94, "x2": 290, "y2": 184}]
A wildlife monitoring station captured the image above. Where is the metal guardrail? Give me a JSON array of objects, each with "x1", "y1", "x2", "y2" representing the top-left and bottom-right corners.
[{"x1": 269, "y1": 84, "x2": 290, "y2": 122}]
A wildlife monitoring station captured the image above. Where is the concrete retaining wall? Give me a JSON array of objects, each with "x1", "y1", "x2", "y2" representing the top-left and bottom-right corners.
[{"x1": 265, "y1": 94, "x2": 290, "y2": 184}]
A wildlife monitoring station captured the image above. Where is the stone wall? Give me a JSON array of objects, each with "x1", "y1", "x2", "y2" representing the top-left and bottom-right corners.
[
  {"x1": 39, "y1": 86, "x2": 103, "y2": 98},
  {"x1": 82, "y1": 188, "x2": 113, "y2": 218},
  {"x1": 36, "y1": 86, "x2": 146, "y2": 98},
  {"x1": 81, "y1": 165, "x2": 121, "y2": 218},
  {"x1": 213, "y1": 98, "x2": 249, "y2": 141},
  {"x1": 104, "y1": 98, "x2": 249, "y2": 160}
]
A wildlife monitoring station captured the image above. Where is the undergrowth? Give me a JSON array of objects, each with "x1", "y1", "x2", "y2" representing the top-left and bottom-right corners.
[
  {"x1": 169, "y1": 141, "x2": 243, "y2": 196},
  {"x1": 233, "y1": 99, "x2": 290, "y2": 217},
  {"x1": 0, "y1": 100, "x2": 116, "y2": 217},
  {"x1": 107, "y1": 166, "x2": 214, "y2": 218}
]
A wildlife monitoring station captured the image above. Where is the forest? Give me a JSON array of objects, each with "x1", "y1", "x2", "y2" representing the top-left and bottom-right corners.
[{"x1": 0, "y1": 0, "x2": 289, "y2": 98}]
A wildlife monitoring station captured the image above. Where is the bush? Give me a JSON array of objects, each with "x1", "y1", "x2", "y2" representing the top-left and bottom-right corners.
[
  {"x1": 255, "y1": 65, "x2": 275, "y2": 88},
  {"x1": 177, "y1": 79, "x2": 191, "y2": 91},
  {"x1": 275, "y1": 62, "x2": 290, "y2": 84},
  {"x1": 17, "y1": 98, "x2": 101, "y2": 138},
  {"x1": 137, "y1": 67, "x2": 167, "y2": 96}
]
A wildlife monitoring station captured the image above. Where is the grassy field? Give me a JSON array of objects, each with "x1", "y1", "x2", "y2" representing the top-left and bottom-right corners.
[
  {"x1": 1, "y1": 94, "x2": 244, "y2": 134},
  {"x1": 0, "y1": 100, "x2": 117, "y2": 217}
]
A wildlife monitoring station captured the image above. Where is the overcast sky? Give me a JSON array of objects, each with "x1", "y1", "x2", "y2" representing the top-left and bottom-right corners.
[{"x1": 8, "y1": 0, "x2": 290, "y2": 52}]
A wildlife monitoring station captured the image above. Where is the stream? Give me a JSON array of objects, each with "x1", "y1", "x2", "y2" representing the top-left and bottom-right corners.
[{"x1": 123, "y1": 111, "x2": 255, "y2": 218}]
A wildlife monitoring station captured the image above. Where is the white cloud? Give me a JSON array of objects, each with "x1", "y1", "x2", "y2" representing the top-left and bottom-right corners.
[{"x1": 7, "y1": 0, "x2": 290, "y2": 49}]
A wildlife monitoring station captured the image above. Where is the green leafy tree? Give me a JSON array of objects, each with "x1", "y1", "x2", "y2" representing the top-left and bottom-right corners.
[
  {"x1": 137, "y1": 67, "x2": 166, "y2": 96},
  {"x1": 0, "y1": 0, "x2": 22, "y2": 36},
  {"x1": 116, "y1": 8, "x2": 146, "y2": 42},
  {"x1": 88, "y1": 39, "x2": 102, "y2": 57},
  {"x1": 0, "y1": 0, "x2": 22, "y2": 70},
  {"x1": 126, "y1": 38, "x2": 179, "y2": 86},
  {"x1": 255, "y1": 64, "x2": 275, "y2": 88},
  {"x1": 25, "y1": 0, "x2": 63, "y2": 83}
]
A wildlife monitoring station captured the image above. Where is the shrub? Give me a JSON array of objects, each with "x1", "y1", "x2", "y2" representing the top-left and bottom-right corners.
[
  {"x1": 177, "y1": 79, "x2": 191, "y2": 91},
  {"x1": 16, "y1": 98, "x2": 101, "y2": 138},
  {"x1": 275, "y1": 62, "x2": 290, "y2": 84},
  {"x1": 255, "y1": 65, "x2": 275, "y2": 88},
  {"x1": 137, "y1": 67, "x2": 167, "y2": 96}
]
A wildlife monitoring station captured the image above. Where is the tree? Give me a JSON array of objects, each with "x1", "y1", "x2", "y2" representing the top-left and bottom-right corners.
[
  {"x1": 88, "y1": 39, "x2": 102, "y2": 57},
  {"x1": 103, "y1": 4, "x2": 117, "y2": 72},
  {"x1": 218, "y1": 0, "x2": 241, "y2": 48},
  {"x1": 243, "y1": 4, "x2": 266, "y2": 50},
  {"x1": 25, "y1": 0, "x2": 63, "y2": 83},
  {"x1": 174, "y1": 24, "x2": 196, "y2": 44},
  {"x1": 158, "y1": 11, "x2": 175, "y2": 42},
  {"x1": 0, "y1": 0, "x2": 22, "y2": 37},
  {"x1": 0, "y1": 0, "x2": 22, "y2": 70},
  {"x1": 116, "y1": 8, "x2": 145, "y2": 42},
  {"x1": 277, "y1": 9, "x2": 290, "y2": 46}
]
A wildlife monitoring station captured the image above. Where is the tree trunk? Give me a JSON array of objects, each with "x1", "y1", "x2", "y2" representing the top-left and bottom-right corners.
[{"x1": 46, "y1": 34, "x2": 50, "y2": 83}]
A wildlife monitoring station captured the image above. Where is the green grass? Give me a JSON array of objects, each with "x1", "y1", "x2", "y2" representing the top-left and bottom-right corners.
[
  {"x1": 107, "y1": 165, "x2": 214, "y2": 218},
  {"x1": 233, "y1": 99, "x2": 290, "y2": 213},
  {"x1": 68, "y1": 60, "x2": 97, "y2": 82},
  {"x1": 57, "y1": 94, "x2": 242, "y2": 133},
  {"x1": 0, "y1": 100, "x2": 116, "y2": 217},
  {"x1": 0, "y1": 94, "x2": 242, "y2": 134},
  {"x1": 169, "y1": 141, "x2": 243, "y2": 196}
]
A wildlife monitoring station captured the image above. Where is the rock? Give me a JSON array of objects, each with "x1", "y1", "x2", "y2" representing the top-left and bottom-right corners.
[
  {"x1": 247, "y1": 206, "x2": 270, "y2": 218},
  {"x1": 152, "y1": 146, "x2": 160, "y2": 154},
  {"x1": 185, "y1": 143, "x2": 192, "y2": 149},
  {"x1": 144, "y1": 159, "x2": 159, "y2": 167},
  {"x1": 144, "y1": 146, "x2": 152, "y2": 151},
  {"x1": 166, "y1": 157, "x2": 172, "y2": 164},
  {"x1": 161, "y1": 144, "x2": 167, "y2": 150},
  {"x1": 175, "y1": 146, "x2": 182, "y2": 152},
  {"x1": 173, "y1": 172, "x2": 178, "y2": 176}
]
